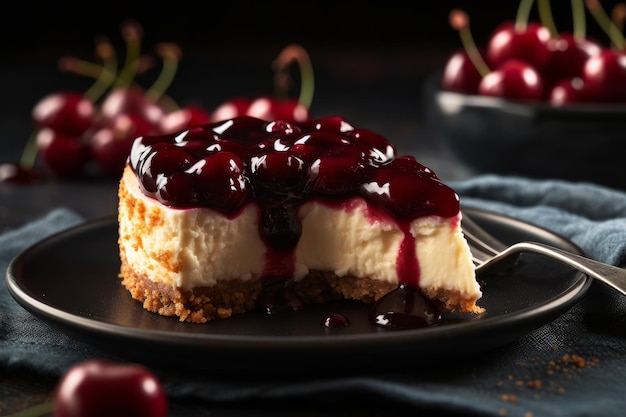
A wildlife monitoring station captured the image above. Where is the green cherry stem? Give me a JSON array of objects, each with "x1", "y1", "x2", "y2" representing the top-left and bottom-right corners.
[
  {"x1": 113, "y1": 19, "x2": 143, "y2": 89},
  {"x1": 537, "y1": 0, "x2": 558, "y2": 38},
  {"x1": 19, "y1": 131, "x2": 38, "y2": 170},
  {"x1": 571, "y1": 0, "x2": 588, "y2": 41},
  {"x1": 449, "y1": 9, "x2": 491, "y2": 77},
  {"x1": 586, "y1": 0, "x2": 626, "y2": 49},
  {"x1": 3, "y1": 401, "x2": 55, "y2": 417},
  {"x1": 612, "y1": 3, "x2": 626, "y2": 33},
  {"x1": 145, "y1": 42, "x2": 182, "y2": 106},
  {"x1": 515, "y1": 0, "x2": 536, "y2": 32},
  {"x1": 272, "y1": 44, "x2": 315, "y2": 110},
  {"x1": 57, "y1": 36, "x2": 118, "y2": 103}
]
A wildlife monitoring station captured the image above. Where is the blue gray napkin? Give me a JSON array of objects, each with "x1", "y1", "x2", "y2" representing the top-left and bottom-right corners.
[{"x1": 2, "y1": 175, "x2": 626, "y2": 417}]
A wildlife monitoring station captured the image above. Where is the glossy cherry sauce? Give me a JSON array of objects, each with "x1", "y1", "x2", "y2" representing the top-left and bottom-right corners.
[{"x1": 129, "y1": 116, "x2": 458, "y2": 328}]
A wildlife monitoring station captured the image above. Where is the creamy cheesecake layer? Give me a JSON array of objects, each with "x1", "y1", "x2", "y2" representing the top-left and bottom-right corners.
[{"x1": 118, "y1": 167, "x2": 482, "y2": 321}]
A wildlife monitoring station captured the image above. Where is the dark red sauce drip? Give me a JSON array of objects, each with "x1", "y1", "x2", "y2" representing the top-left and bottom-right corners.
[
  {"x1": 322, "y1": 312, "x2": 350, "y2": 328},
  {"x1": 257, "y1": 278, "x2": 304, "y2": 315},
  {"x1": 129, "y1": 116, "x2": 459, "y2": 328},
  {"x1": 370, "y1": 284, "x2": 442, "y2": 329}
]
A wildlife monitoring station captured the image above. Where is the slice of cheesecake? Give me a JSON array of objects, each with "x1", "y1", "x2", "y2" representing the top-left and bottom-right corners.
[{"x1": 117, "y1": 116, "x2": 483, "y2": 325}]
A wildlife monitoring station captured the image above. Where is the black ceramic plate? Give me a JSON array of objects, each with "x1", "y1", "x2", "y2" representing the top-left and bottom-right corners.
[{"x1": 6, "y1": 208, "x2": 591, "y2": 374}]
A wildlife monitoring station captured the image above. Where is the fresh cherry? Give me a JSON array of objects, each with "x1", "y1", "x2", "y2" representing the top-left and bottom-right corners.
[
  {"x1": 36, "y1": 128, "x2": 89, "y2": 178},
  {"x1": 543, "y1": 33, "x2": 602, "y2": 90},
  {"x1": 88, "y1": 112, "x2": 162, "y2": 177},
  {"x1": 581, "y1": 48, "x2": 626, "y2": 102},
  {"x1": 486, "y1": 20, "x2": 552, "y2": 74},
  {"x1": 477, "y1": 59, "x2": 544, "y2": 101},
  {"x1": 32, "y1": 91, "x2": 95, "y2": 136},
  {"x1": 210, "y1": 96, "x2": 252, "y2": 122},
  {"x1": 159, "y1": 104, "x2": 212, "y2": 133},
  {"x1": 99, "y1": 86, "x2": 166, "y2": 127},
  {"x1": 442, "y1": 10, "x2": 492, "y2": 94},
  {"x1": 245, "y1": 96, "x2": 310, "y2": 122},
  {"x1": 440, "y1": 49, "x2": 486, "y2": 94},
  {"x1": 548, "y1": 77, "x2": 589, "y2": 105},
  {"x1": 53, "y1": 359, "x2": 168, "y2": 417}
]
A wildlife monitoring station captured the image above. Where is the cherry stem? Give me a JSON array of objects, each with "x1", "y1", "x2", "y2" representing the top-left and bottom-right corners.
[
  {"x1": 113, "y1": 19, "x2": 143, "y2": 89},
  {"x1": 449, "y1": 9, "x2": 491, "y2": 77},
  {"x1": 19, "y1": 130, "x2": 38, "y2": 169},
  {"x1": 272, "y1": 44, "x2": 315, "y2": 110},
  {"x1": 2, "y1": 401, "x2": 55, "y2": 417},
  {"x1": 612, "y1": 3, "x2": 626, "y2": 32},
  {"x1": 57, "y1": 37, "x2": 119, "y2": 103},
  {"x1": 515, "y1": 0, "x2": 536, "y2": 32},
  {"x1": 586, "y1": 0, "x2": 626, "y2": 49},
  {"x1": 145, "y1": 42, "x2": 181, "y2": 105},
  {"x1": 572, "y1": 0, "x2": 587, "y2": 41},
  {"x1": 537, "y1": 0, "x2": 558, "y2": 38}
]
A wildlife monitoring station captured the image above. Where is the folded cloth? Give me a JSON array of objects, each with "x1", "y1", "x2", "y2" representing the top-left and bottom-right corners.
[{"x1": 2, "y1": 176, "x2": 626, "y2": 417}]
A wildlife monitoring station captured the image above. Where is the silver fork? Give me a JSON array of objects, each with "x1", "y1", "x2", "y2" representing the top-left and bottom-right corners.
[{"x1": 461, "y1": 211, "x2": 626, "y2": 297}]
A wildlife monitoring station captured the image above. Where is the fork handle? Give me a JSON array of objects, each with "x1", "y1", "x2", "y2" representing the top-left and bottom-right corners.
[{"x1": 492, "y1": 242, "x2": 626, "y2": 296}]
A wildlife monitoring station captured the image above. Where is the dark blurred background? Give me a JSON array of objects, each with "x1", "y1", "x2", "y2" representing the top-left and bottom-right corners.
[{"x1": 1, "y1": 0, "x2": 623, "y2": 174}]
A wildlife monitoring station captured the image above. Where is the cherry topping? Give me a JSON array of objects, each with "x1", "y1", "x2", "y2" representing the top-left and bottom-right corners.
[{"x1": 129, "y1": 116, "x2": 459, "y2": 327}]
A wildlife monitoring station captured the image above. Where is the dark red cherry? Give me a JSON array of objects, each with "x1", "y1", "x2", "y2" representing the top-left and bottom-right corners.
[
  {"x1": 543, "y1": 33, "x2": 601, "y2": 90},
  {"x1": 249, "y1": 152, "x2": 307, "y2": 194},
  {"x1": 548, "y1": 77, "x2": 589, "y2": 105},
  {"x1": 308, "y1": 146, "x2": 369, "y2": 195},
  {"x1": 366, "y1": 169, "x2": 458, "y2": 219},
  {"x1": 299, "y1": 116, "x2": 354, "y2": 133},
  {"x1": 441, "y1": 49, "x2": 486, "y2": 94},
  {"x1": 159, "y1": 105, "x2": 212, "y2": 134},
  {"x1": 32, "y1": 91, "x2": 95, "y2": 136},
  {"x1": 99, "y1": 87, "x2": 166, "y2": 127},
  {"x1": 36, "y1": 128, "x2": 89, "y2": 178},
  {"x1": 346, "y1": 128, "x2": 396, "y2": 165},
  {"x1": 210, "y1": 96, "x2": 252, "y2": 123},
  {"x1": 582, "y1": 48, "x2": 626, "y2": 102},
  {"x1": 155, "y1": 172, "x2": 199, "y2": 206},
  {"x1": 137, "y1": 144, "x2": 194, "y2": 193},
  {"x1": 246, "y1": 96, "x2": 309, "y2": 122},
  {"x1": 187, "y1": 151, "x2": 249, "y2": 212},
  {"x1": 486, "y1": 21, "x2": 552, "y2": 73},
  {"x1": 478, "y1": 59, "x2": 544, "y2": 101},
  {"x1": 54, "y1": 359, "x2": 168, "y2": 417},
  {"x1": 89, "y1": 112, "x2": 161, "y2": 177}
]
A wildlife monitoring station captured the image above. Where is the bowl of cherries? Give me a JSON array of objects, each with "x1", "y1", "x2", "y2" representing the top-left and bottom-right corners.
[{"x1": 425, "y1": 0, "x2": 626, "y2": 190}]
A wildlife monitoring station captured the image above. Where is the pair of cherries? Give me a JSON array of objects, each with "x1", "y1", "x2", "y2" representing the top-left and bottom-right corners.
[{"x1": 442, "y1": 2, "x2": 626, "y2": 104}]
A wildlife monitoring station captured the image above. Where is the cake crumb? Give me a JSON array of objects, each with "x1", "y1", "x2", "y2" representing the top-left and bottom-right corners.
[{"x1": 501, "y1": 394, "x2": 518, "y2": 404}]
